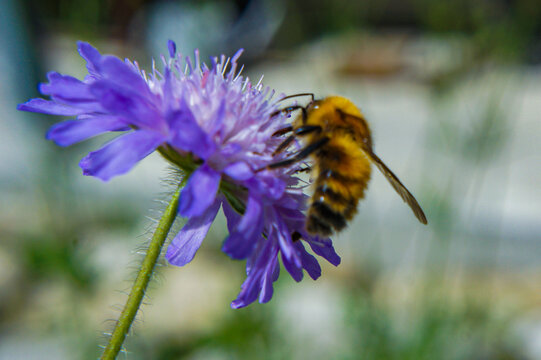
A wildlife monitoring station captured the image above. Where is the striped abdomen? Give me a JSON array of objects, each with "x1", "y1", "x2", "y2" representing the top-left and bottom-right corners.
[{"x1": 306, "y1": 140, "x2": 372, "y2": 236}]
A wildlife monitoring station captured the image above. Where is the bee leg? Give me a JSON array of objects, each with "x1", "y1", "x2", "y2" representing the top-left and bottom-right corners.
[
  {"x1": 295, "y1": 166, "x2": 312, "y2": 174},
  {"x1": 259, "y1": 137, "x2": 329, "y2": 171},
  {"x1": 272, "y1": 125, "x2": 322, "y2": 156},
  {"x1": 272, "y1": 135, "x2": 296, "y2": 155},
  {"x1": 270, "y1": 105, "x2": 307, "y2": 120},
  {"x1": 272, "y1": 126, "x2": 293, "y2": 137},
  {"x1": 294, "y1": 125, "x2": 321, "y2": 135}
]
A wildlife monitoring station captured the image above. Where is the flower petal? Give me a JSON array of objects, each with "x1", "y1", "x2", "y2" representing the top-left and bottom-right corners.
[
  {"x1": 46, "y1": 115, "x2": 128, "y2": 146},
  {"x1": 99, "y1": 56, "x2": 152, "y2": 98},
  {"x1": 89, "y1": 79, "x2": 161, "y2": 129},
  {"x1": 79, "y1": 130, "x2": 164, "y2": 181},
  {"x1": 77, "y1": 41, "x2": 102, "y2": 77},
  {"x1": 306, "y1": 235, "x2": 341, "y2": 267},
  {"x1": 223, "y1": 162, "x2": 253, "y2": 181},
  {"x1": 166, "y1": 200, "x2": 221, "y2": 266},
  {"x1": 295, "y1": 242, "x2": 321, "y2": 280},
  {"x1": 38, "y1": 72, "x2": 103, "y2": 112},
  {"x1": 248, "y1": 174, "x2": 285, "y2": 200},
  {"x1": 178, "y1": 164, "x2": 221, "y2": 217},
  {"x1": 222, "y1": 233, "x2": 251, "y2": 260},
  {"x1": 39, "y1": 72, "x2": 93, "y2": 100},
  {"x1": 17, "y1": 99, "x2": 86, "y2": 116},
  {"x1": 222, "y1": 195, "x2": 263, "y2": 259},
  {"x1": 167, "y1": 40, "x2": 177, "y2": 58},
  {"x1": 281, "y1": 251, "x2": 303, "y2": 282},
  {"x1": 208, "y1": 98, "x2": 226, "y2": 137},
  {"x1": 275, "y1": 216, "x2": 301, "y2": 268},
  {"x1": 167, "y1": 102, "x2": 216, "y2": 159},
  {"x1": 259, "y1": 256, "x2": 279, "y2": 303},
  {"x1": 222, "y1": 201, "x2": 241, "y2": 233},
  {"x1": 162, "y1": 68, "x2": 176, "y2": 112},
  {"x1": 231, "y1": 240, "x2": 278, "y2": 309}
]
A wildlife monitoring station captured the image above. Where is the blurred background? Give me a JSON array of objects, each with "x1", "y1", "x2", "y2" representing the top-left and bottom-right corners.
[{"x1": 1, "y1": 0, "x2": 541, "y2": 359}]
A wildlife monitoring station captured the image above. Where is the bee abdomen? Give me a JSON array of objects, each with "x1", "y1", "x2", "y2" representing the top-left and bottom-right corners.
[
  {"x1": 306, "y1": 174, "x2": 362, "y2": 236},
  {"x1": 313, "y1": 183, "x2": 358, "y2": 218},
  {"x1": 306, "y1": 214, "x2": 334, "y2": 236},
  {"x1": 309, "y1": 200, "x2": 348, "y2": 232}
]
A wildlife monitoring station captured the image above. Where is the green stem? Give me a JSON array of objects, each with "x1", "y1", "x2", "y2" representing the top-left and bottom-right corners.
[{"x1": 101, "y1": 184, "x2": 182, "y2": 360}]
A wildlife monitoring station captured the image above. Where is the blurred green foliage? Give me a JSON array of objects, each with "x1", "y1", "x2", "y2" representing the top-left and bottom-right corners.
[{"x1": 19, "y1": 0, "x2": 541, "y2": 63}]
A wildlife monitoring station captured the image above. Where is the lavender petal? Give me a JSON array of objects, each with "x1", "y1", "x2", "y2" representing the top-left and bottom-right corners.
[
  {"x1": 259, "y1": 256, "x2": 279, "y2": 303},
  {"x1": 222, "y1": 195, "x2": 263, "y2": 259},
  {"x1": 46, "y1": 115, "x2": 128, "y2": 146},
  {"x1": 178, "y1": 164, "x2": 221, "y2": 218},
  {"x1": 167, "y1": 40, "x2": 177, "y2": 58},
  {"x1": 39, "y1": 72, "x2": 94, "y2": 100},
  {"x1": 89, "y1": 80, "x2": 161, "y2": 129},
  {"x1": 295, "y1": 241, "x2": 322, "y2": 280},
  {"x1": 281, "y1": 251, "x2": 303, "y2": 282},
  {"x1": 306, "y1": 236, "x2": 341, "y2": 266},
  {"x1": 77, "y1": 41, "x2": 102, "y2": 77},
  {"x1": 17, "y1": 99, "x2": 86, "y2": 116},
  {"x1": 166, "y1": 200, "x2": 221, "y2": 266},
  {"x1": 99, "y1": 56, "x2": 153, "y2": 98},
  {"x1": 167, "y1": 102, "x2": 216, "y2": 159},
  {"x1": 223, "y1": 162, "x2": 253, "y2": 181},
  {"x1": 79, "y1": 130, "x2": 164, "y2": 181},
  {"x1": 222, "y1": 201, "x2": 241, "y2": 234},
  {"x1": 234, "y1": 196, "x2": 263, "y2": 240},
  {"x1": 231, "y1": 240, "x2": 278, "y2": 309}
]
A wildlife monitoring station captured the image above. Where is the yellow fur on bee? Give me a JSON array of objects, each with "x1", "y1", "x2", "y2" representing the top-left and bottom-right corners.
[
  {"x1": 281, "y1": 95, "x2": 427, "y2": 235},
  {"x1": 301, "y1": 97, "x2": 373, "y2": 221}
]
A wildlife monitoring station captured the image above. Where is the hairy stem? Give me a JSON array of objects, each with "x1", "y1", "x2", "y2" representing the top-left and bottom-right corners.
[{"x1": 101, "y1": 184, "x2": 182, "y2": 359}]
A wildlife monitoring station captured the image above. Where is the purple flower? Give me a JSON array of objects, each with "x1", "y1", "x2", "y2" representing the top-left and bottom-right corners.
[{"x1": 18, "y1": 40, "x2": 340, "y2": 307}]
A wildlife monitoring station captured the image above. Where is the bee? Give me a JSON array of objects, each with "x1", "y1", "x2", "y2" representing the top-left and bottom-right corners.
[{"x1": 262, "y1": 93, "x2": 427, "y2": 236}]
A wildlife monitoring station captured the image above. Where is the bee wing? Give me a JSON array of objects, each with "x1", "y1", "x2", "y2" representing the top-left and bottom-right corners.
[
  {"x1": 364, "y1": 148, "x2": 428, "y2": 225},
  {"x1": 337, "y1": 109, "x2": 427, "y2": 224}
]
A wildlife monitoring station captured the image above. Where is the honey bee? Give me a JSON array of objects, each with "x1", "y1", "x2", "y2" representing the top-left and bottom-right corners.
[{"x1": 262, "y1": 93, "x2": 427, "y2": 236}]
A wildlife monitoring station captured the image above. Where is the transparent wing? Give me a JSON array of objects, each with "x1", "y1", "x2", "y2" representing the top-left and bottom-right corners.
[
  {"x1": 339, "y1": 110, "x2": 427, "y2": 224},
  {"x1": 365, "y1": 148, "x2": 428, "y2": 225}
]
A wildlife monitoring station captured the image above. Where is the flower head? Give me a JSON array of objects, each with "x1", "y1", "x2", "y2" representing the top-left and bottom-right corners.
[{"x1": 18, "y1": 40, "x2": 340, "y2": 307}]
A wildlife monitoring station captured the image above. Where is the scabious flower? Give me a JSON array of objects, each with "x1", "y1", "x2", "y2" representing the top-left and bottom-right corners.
[{"x1": 18, "y1": 40, "x2": 340, "y2": 308}]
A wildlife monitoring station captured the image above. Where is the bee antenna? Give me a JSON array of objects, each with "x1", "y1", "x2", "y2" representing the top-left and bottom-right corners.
[{"x1": 278, "y1": 93, "x2": 315, "y2": 103}]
